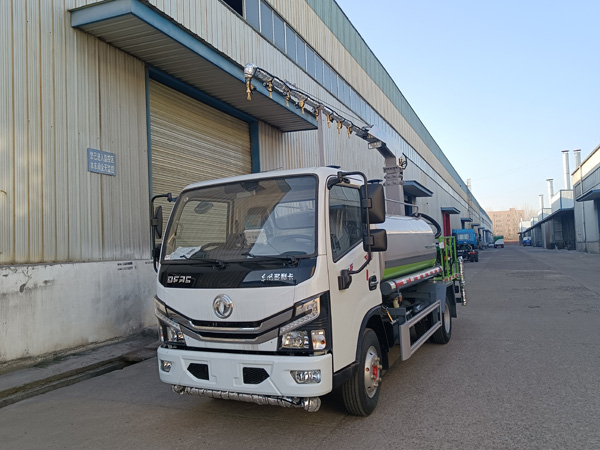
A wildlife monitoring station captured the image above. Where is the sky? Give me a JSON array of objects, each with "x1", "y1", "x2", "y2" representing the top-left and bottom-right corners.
[{"x1": 336, "y1": 0, "x2": 599, "y2": 213}]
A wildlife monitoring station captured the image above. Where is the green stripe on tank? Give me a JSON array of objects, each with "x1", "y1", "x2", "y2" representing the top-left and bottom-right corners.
[{"x1": 382, "y1": 259, "x2": 437, "y2": 281}]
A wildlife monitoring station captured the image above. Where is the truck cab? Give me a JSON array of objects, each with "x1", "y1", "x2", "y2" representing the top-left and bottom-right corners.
[
  {"x1": 154, "y1": 168, "x2": 389, "y2": 413},
  {"x1": 452, "y1": 228, "x2": 479, "y2": 262}
]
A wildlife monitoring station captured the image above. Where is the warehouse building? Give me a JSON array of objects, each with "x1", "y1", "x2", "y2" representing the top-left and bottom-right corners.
[
  {"x1": 521, "y1": 151, "x2": 577, "y2": 250},
  {"x1": 0, "y1": 0, "x2": 491, "y2": 363},
  {"x1": 574, "y1": 145, "x2": 600, "y2": 253}
]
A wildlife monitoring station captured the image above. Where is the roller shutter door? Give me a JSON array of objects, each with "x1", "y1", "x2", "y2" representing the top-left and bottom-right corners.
[{"x1": 149, "y1": 80, "x2": 251, "y2": 219}]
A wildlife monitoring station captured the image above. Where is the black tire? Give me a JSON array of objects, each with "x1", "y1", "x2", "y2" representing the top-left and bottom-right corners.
[
  {"x1": 342, "y1": 328, "x2": 382, "y2": 416},
  {"x1": 431, "y1": 296, "x2": 452, "y2": 344},
  {"x1": 475, "y1": 255, "x2": 479, "y2": 262}
]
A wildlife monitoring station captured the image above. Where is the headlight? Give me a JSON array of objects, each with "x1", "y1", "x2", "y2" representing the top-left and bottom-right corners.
[
  {"x1": 280, "y1": 296, "x2": 320, "y2": 335},
  {"x1": 281, "y1": 330, "x2": 309, "y2": 349},
  {"x1": 279, "y1": 296, "x2": 328, "y2": 351},
  {"x1": 159, "y1": 325, "x2": 184, "y2": 343},
  {"x1": 155, "y1": 298, "x2": 185, "y2": 344}
]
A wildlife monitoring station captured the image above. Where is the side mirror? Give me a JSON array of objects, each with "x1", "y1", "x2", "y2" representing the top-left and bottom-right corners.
[
  {"x1": 152, "y1": 206, "x2": 163, "y2": 239},
  {"x1": 363, "y1": 228, "x2": 387, "y2": 252},
  {"x1": 338, "y1": 269, "x2": 353, "y2": 290},
  {"x1": 360, "y1": 183, "x2": 386, "y2": 224}
]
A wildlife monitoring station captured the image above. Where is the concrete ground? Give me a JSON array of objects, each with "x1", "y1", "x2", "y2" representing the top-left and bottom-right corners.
[{"x1": 0, "y1": 331, "x2": 159, "y2": 408}]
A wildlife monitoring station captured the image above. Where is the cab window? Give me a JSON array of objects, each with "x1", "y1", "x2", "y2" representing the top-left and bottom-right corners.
[{"x1": 329, "y1": 185, "x2": 363, "y2": 261}]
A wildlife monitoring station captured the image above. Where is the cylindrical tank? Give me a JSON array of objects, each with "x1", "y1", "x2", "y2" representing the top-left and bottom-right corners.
[{"x1": 376, "y1": 215, "x2": 437, "y2": 281}]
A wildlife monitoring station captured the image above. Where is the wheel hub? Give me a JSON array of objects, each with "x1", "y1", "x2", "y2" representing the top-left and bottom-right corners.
[{"x1": 363, "y1": 347, "x2": 383, "y2": 398}]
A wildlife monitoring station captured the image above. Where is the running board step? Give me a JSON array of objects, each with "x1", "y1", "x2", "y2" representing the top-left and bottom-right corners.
[{"x1": 399, "y1": 300, "x2": 441, "y2": 361}]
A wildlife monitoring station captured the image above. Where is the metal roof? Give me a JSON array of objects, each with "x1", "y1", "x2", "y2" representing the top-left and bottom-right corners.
[
  {"x1": 576, "y1": 189, "x2": 600, "y2": 202},
  {"x1": 441, "y1": 206, "x2": 461, "y2": 214},
  {"x1": 522, "y1": 207, "x2": 574, "y2": 233},
  {"x1": 70, "y1": 0, "x2": 317, "y2": 133},
  {"x1": 403, "y1": 180, "x2": 433, "y2": 198}
]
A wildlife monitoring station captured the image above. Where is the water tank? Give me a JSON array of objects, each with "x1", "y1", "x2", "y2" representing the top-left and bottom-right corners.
[{"x1": 377, "y1": 215, "x2": 437, "y2": 281}]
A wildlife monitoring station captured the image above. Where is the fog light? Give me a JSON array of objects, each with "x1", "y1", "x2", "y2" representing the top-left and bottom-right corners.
[
  {"x1": 290, "y1": 370, "x2": 321, "y2": 384},
  {"x1": 281, "y1": 330, "x2": 309, "y2": 349},
  {"x1": 160, "y1": 360, "x2": 173, "y2": 373},
  {"x1": 311, "y1": 329, "x2": 326, "y2": 350}
]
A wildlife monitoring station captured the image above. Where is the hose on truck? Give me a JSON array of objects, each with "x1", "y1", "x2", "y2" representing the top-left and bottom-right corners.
[{"x1": 413, "y1": 212, "x2": 442, "y2": 239}]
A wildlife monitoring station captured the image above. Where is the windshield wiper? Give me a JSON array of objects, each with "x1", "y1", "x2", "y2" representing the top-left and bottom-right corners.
[
  {"x1": 245, "y1": 253, "x2": 299, "y2": 266},
  {"x1": 180, "y1": 256, "x2": 226, "y2": 270}
]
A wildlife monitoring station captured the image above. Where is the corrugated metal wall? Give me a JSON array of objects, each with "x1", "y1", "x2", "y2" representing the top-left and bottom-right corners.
[
  {"x1": 0, "y1": 0, "x2": 149, "y2": 264},
  {"x1": 149, "y1": 80, "x2": 251, "y2": 221}
]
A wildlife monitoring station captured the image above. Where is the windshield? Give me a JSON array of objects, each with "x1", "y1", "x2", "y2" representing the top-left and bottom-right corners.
[{"x1": 162, "y1": 175, "x2": 317, "y2": 262}]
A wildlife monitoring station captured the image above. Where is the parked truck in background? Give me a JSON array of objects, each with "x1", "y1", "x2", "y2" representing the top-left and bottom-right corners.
[
  {"x1": 452, "y1": 228, "x2": 479, "y2": 262},
  {"x1": 494, "y1": 235, "x2": 505, "y2": 248},
  {"x1": 151, "y1": 166, "x2": 466, "y2": 416}
]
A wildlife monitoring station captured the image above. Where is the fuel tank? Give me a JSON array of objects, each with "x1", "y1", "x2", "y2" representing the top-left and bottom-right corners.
[{"x1": 376, "y1": 215, "x2": 437, "y2": 281}]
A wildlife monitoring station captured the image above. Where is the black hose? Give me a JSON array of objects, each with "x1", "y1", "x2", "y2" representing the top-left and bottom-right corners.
[{"x1": 414, "y1": 212, "x2": 442, "y2": 239}]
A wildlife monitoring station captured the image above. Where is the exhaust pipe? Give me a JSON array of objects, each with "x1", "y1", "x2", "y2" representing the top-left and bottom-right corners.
[
  {"x1": 574, "y1": 149, "x2": 581, "y2": 169},
  {"x1": 562, "y1": 150, "x2": 571, "y2": 190}
]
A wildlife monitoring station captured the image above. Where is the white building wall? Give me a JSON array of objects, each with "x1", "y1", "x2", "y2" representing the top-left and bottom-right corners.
[
  {"x1": 0, "y1": 262, "x2": 155, "y2": 361},
  {"x1": 575, "y1": 200, "x2": 600, "y2": 253}
]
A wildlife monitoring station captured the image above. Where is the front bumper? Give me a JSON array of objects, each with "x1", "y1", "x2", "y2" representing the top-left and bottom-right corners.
[{"x1": 157, "y1": 346, "x2": 333, "y2": 398}]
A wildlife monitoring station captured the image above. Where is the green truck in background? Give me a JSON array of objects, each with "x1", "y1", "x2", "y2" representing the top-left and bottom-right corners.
[{"x1": 493, "y1": 235, "x2": 505, "y2": 248}]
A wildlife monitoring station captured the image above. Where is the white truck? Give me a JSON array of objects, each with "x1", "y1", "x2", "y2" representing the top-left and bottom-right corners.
[
  {"x1": 151, "y1": 166, "x2": 465, "y2": 416},
  {"x1": 493, "y1": 235, "x2": 505, "y2": 248}
]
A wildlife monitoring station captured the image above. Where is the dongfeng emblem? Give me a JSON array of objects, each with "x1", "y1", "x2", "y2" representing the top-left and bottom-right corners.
[{"x1": 213, "y1": 294, "x2": 233, "y2": 319}]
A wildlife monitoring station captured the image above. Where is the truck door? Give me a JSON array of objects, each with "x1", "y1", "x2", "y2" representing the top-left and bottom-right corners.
[{"x1": 326, "y1": 184, "x2": 381, "y2": 373}]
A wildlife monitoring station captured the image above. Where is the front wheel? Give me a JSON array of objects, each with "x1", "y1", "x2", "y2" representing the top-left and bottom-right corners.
[{"x1": 342, "y1": 328, "x2": 382, "y2": 416}]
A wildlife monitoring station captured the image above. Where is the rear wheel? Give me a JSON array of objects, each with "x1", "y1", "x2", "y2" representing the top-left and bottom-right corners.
[
  {"x1": 342, "y1": 328, "x2": 382, "y2": 416},
  {"x1": 431, "y1": 296, "x2": 452, "y2": 344}
]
